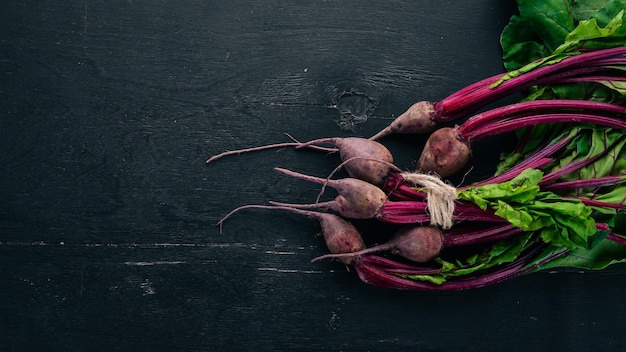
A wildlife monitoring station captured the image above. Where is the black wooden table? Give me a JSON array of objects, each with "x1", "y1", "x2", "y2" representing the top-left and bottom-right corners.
[{"x1": 2, "y1": 1, "x2": 625, "y2": 351}]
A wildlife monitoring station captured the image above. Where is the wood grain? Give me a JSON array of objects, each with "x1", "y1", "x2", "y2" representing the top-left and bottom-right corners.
[{"x1": 1, "y1": 1, "x2": 625, "y2": 351}]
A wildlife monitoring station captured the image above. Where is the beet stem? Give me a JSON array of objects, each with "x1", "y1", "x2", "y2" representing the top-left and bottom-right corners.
[
  {"x1": 541, "y1": 175, "x2": 626, "y2": 191},
  {"x1": 447, "y1": 225, "x2": 524, "y2": 246},
  {"x1": 468, "y1": 133, "x2": 574, "y2": 188},
  {"x1": 438, "y1": 48, "x2": 626, "y2": 119},
  {"x1": 570, "y1": 198, "x2": 626, "y2": 210},
  {"x1": 354, "y1": 243, "x2": 549, "y2": 291},
  {"x1": 359, "y1": 255, "x2": 440, "y2": 273},
  {"x1": 383, "y1": 173, "x2": 428, "y2": 201},
  {"x1": 377, "y1": 200, "x2": 507, "y2": 224},
  {"x1": 465, "y1": 113, "x2": 626, "y2": 142},
  {"x1": 458, "y1": 100, "x2": 626, "y2": 138},
  {"x1": 607, "y1": 233, "x2": 626, "y2": 246},
  {"x1": 539, "y1": 136, "x2": 626, "y2": 185}
]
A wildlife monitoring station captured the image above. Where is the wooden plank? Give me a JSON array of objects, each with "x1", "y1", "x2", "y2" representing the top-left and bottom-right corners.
[{"x1": 1, "y1": 1, "x2": 625, "y2": 351}]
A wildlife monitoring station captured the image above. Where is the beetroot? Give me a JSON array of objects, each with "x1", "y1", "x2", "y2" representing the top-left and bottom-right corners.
[
  {"x1": 297, "y1": 137, "x2": 395, "y2": 186},
  {"x1": 209, "y1": 46, "x2": 626, "y2": 291},
  {"x1": 312, "y1": 225, "x2": 444, "y2": 263},
  {"x1": 207, "y1": 136, "x2": 396, "y2": 186},
  {"x1": 369, "y1": 101, "x2": 437, "y2": 140},
  {"x1": 417, "y1": 100, "x2": 626, "y2": 177},
  {"x1": 271, "y1": 167, "x2": 387, "y2": 219},
  {"x1": 417, "y1": 127, "x2": 471, "y2": 178},
  {"x1": 218, "y1": 205, "x2": 366, "y2": 264}
]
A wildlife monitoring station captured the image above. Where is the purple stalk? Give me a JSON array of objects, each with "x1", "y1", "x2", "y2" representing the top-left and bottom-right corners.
[
  {"x1": 382, "y1": 173, "x2": 427, "y2": 201},
  {"x1": 532, "y1": 66, "x2": 626, "y2": 85},
  {"x1": 445, "y1": 74, "x2": 503, "y2": 99},
  {"x1": 571, "y1": 198, "x2": 626, "y2": 211},
  {"x1": 354, "y1": 260, "x2": 439, "y2": 290},
  {"x1": 540, "y1": 154, "x2": 607, "y2": 185},
  {"x1": 462, "y1": 132, "x2": 574, "y2": 188},
  {"x1": 512, "y1": 122, "x2": 567, "y2": 155},
  {"x1": 354, "y1": 243, "x2": 550, "y2": 291},
  {"x1": 375, "y1": 201, "x2": 430, "y2": 223},
  {"x1": 607, "y1": 233, "x2": 626, "y2": 246},
  {"x1": 556, "y1": 76, "x2": 626, "y2": 86},
  {"x1": 458, "y1": 100, "x2": 626, "y2": 139},
  {"x1": 376, "y1": 200, "x2": 508, "y2": 224},
  {"x1": 541, "y1": 175, "x2": 626, "y2": 191},
  {"x1": 463, "y1": 113, "x2": 626, "y2": 142},
  {"x1": 359, "y1": 255, "x2": 440, "y2": 273},
  {"x1": 540, "y1": 134, "x2": 626, "y2": 185},
  {"x1": 467, "y1": 158, "x2": 554, "y2": 188},
  {"x1": 435, "y1": 47, "x2": 626, "y2": 121},
  {"x1": 371, "y1": 49, "x2": 626, "y2": 140},
  {"x1": 442, "y1": 223, "x2": 522, "y2": 246}
]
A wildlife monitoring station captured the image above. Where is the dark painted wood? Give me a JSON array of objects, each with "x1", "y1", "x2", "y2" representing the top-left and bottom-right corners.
[{"x1": 1, "y1": 1, "x2": 625, "y2": 351}]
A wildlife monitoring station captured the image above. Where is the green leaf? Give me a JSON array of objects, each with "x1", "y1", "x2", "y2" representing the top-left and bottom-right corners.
[
  {"x1": 493, "y1": 53, "x2": 573, "y2": 87},
  {"x1": 501, "y1": 0, "x2": 626, "y2": 70},
  {"x1": 615, "y1": 214, "x2": 626, "y2": 235},
  {"x1": 554, "y1": 10, "x2": 626, "y2": 53},
  {"x1": 501, "y1": 125, "x2": 573, "y2": 166},
  {"x1": 495, "y1": 152, "x2": 524, "y2": 176},
  {"x1": 494, "y1": 196, "x2": 597, "y2": 250},
  {"x1": 501, "y1": 15, "x2": 552, "y2": 71},
  {"x1": 591, "y1": 179, "x2": 626, "y2": 210},
  {"x1": 553, "y1": 128, "x2": 626, "y2": 182},
  {"x1": 445, "y1": 233, "x2": 535, "y2": 275},
  {"x1": 459, "y1": 168, "x2": 543, "y2": 209},
  {"x1": 497, "y1": 127, "x2": 626, "y2": 186},
  {"x1": 522, "y1": 81, "x2": 626, "y2": 103},
  {"x1": 471, "y1": 0, "x2": 626, "y2": 285},
  {"x1": 516, "y1": 0, "x2": 576, "y2": 51},
  {"x1": 597, "y1": 79, "x2": 626, "y2": 96},
  {"x1": 532, "y1": 199, "x2": 596, "y2": 249},
  {"x1": 495, "y1": 127, "x2": 626, "y2": 250},
  {"x1": 404, "y1": 234, "x2": 536, "y2": 284},
  {"x1": 571, "y1": 0, "x2": 626, "y2": 26},
  {"x1": 531, "y1": 237, "x2": 626, "y2": 272},
  {"x1": 493, "y1": 200, "x2": 538, "y2": 231},
  {"x1": 571, "y1": 0, "x2": 616, "y2": 23},
  {"x1": 462, "y1": 168, "x2": 598, "y2": 250},
  {"x1": 399, "y1": 273, "x2": 446, "y2": 285}
]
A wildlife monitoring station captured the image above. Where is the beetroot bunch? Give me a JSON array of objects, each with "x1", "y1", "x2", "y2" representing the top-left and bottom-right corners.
[{"x1": 209, "y1": 46, "x2": 626, "y2": 291}]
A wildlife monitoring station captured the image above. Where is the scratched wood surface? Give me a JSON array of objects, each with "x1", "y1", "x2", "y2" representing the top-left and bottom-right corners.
[{"x1": 1, "y1": 1, "x2": 626, "y2": 351}]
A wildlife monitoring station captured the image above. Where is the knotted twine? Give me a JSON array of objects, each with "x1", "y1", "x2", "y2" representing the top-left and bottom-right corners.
[{"x1": 400, "y1": 172, "x2": 458, "y2": 229}]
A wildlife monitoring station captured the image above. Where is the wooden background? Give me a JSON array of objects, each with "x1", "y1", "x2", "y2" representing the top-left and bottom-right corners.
[{"x1": 1, "y1": 1, "x2": 625, "y2": 351}]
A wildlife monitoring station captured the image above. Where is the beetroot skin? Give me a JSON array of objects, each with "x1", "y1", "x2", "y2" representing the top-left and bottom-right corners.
[
  {"x1": 313, "y1": 225, "x2": 444, "y2": 263},
  {"x1": 298, "y1": 137, "x2": 395, "y2": 186},
  {"x1": 417, "y1": 127, "x2": 471, "y2": 177},
  {"x1": 370, "y1": 101, "x2": 437, "y2": 140},
  {"x1": 317, "y1": 212, "x2": 366, "y2": 264}
]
